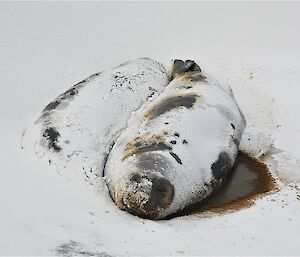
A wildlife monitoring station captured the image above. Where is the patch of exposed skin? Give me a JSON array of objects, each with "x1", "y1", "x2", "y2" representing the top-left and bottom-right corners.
[
  {"x1": 233, "y1": 137, "x2": 240, "y2": 147},
  {"x1": 38, "y1": 73, "x2": 99, "y2": 123},
  {"x1": 118, "y1": 173, "x2": 174, "y2": 220},
  {"x1": 122, "y1": 136, "x2": 172, "y2": 161},
  {"x1": 136, "y1": 153, "x2": 170, "y2": 176},
  {"x1": 142, "y1": 176, "x2": 174, "y2": 217},
  {"x1": 42, "y1": 127, "x2": 62, "y2": 152},
  {"x1": 169, "y1": 152, "x2": 182, "y2": 164},
  {"x1": 145, "y1": 93, "x2": 200, "y2": 120},
  {"x1": 44, "y1": 83, "x2": 83, "y2": 113},
  {"x1": 42, "y1": 100, "x2": 61, "y2": 112},
  {"x1": 211, "y1": 152, "x2": 232, "y2": 181}
]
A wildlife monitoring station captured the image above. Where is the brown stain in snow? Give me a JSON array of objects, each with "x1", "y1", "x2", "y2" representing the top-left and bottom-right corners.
[{"x1": 172, "y1": 151, "x2": 279, "y2": 218}]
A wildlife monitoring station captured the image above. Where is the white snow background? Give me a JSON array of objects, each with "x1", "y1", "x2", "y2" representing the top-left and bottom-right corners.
[{"x1": 1, "y1": 2, "x2": 300, "y2": 256}]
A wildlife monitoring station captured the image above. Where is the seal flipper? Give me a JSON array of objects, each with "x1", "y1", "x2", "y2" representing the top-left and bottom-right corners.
[
  {"x1": 184, "y1": 60, "x2": 201, "y2": 72},
  {"x1": 170, "y1": 59, "x2": 202, "y2": 80}
]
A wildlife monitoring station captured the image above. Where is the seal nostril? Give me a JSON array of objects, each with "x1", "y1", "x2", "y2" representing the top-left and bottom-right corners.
[
  {"x1": 148, "y1": 177, "x2": 174, "y2": 209},
  {"x1": 121, "y1": 174, "x2": 174, "y2": 219},
  {"x1": 130, "y1": 173, "x2": 142, "y2": 183}
]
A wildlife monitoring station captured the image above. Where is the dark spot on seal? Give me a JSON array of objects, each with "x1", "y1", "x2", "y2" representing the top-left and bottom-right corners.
[
  {"x1": 174, "y1": 132, "x2": 180, "y2": 137},
  {"x1": 134, "y1": 142, "x2": 142, "y2": 147},
  {"x1": 147, "y1": 177, "x2": 174, "y2": 208},
  {"x1": 57, "y1": 83, "x2": 83, "y2": 102},
  {"x1": 233, "y1": 138, "x2": 240, "y2": 147},
  {"x1": 231, "y1": 123, "x2": 235, "y2": 129},
  {"x1": 138, "y1": 142, "x2": 172, "y2": 154},
  {"x1": 119, "y1": 172, "x2": 174, "y2": 220},
  {"x1": 43, "y1": 127, "x2": 61, "y2": 152},
  {"x1": 211, "y1": 152, "x2": 231, "y2": 180},
  {"x1": 164, "y1": 122, "x2": 169, "y2": 125},
  {"x1": 122, "y1": 140, "x2": 172, "y2": 161},
  {"x1": 136, "y1": 153, "x2": 170, "y2": 176},
  {"x1": 65, "y1": 87, "x2": 77, "y2": 96},
  {"x1": 147, "y1": 91, "x2": 155, "y2": 99},
  {"x1": 58, "y1": 86, "x2": 79, "y2": 100},
  {"x1": 182, "y1": 139, "x2": 188, "y2": 144},
  {"x1": 102, "y1": 141, "x2": 116, "y2": 177},
  {"x1": 170, "y1": 140, "x2": 176, "y2": 145},
  {"x1": 130, "y1": 174, "x2": 142, "y2": 183},
  {"x1": 145, "y1": 93, "x2": 199, "y2": 119},
  {"x1": 169, "y1": 152, "x2": 182, "y2": 164},
  {"x1": 42, "y1": 100, "x2": 61, "y2": 112},
  {"x1": 141, "y1": 177, "x2": 174, "y2": 219},
  {"x1": 168, "y1": 152, "x2": 278, "y2": 219},
  {"x1": 74, "y1": 79, "x2": 87, "y2": 87}
]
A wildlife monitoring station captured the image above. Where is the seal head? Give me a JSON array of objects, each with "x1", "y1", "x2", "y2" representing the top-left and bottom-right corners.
[{"x1": 114, "y1": 170, "x2": 174, "y2": 219}]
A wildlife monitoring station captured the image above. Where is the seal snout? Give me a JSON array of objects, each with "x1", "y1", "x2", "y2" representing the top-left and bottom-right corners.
[{"x1": 116, "y1": 173, "x2": 174, "y2": 219}]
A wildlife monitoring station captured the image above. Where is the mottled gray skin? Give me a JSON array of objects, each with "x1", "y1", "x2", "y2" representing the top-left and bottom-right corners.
[
  {"x1": 106, "y1": 59, "x2": 244, "y2": 219},
  {"x1": 102, "y1": 59, "x2": 246, "y2": 220}
]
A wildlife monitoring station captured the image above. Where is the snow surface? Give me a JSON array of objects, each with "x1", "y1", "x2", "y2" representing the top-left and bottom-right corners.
[{"x1": 1, "y1": 2, "x2": 300, "y2": 256}]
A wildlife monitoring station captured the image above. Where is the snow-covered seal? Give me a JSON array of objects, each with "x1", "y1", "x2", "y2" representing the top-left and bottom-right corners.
[
  {"x1": 24, "y1": 58, "x2": 169, "y2": 183},
  {"x1": 104, "y1": 59, "x2": 246, "y2": 219}
]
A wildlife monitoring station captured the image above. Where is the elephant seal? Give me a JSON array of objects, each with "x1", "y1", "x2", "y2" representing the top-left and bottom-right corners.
[
  {"x1": 24, "y1": 58, "x2": 169, "y2": 183},
  {"x1": 104, "y1": 59, "x2": 246, "y2": 219}
]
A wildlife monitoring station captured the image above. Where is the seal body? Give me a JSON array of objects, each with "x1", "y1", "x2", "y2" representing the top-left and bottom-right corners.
[
  {"x1": 104, "y1": 60, "x2": 246, "y2": 219},
  {"x1": 24, "y1": 58, "x2": 169, "y2": 182}
]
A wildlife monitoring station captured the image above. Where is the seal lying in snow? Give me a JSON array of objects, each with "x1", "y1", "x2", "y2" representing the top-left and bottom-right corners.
[
  {"x1": 104, "y1": 59, "x2": 246, "y2": 219},
  {"x1": 25, "y1": 58, "x2": 169, "y2": 182},
  {"x1": 25, "y1": 57, "x2": 245, "y2": 219}
]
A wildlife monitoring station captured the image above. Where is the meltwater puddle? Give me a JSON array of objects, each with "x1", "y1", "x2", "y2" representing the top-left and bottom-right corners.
[{"x1": 168, "y1": 151, "x2": 279, "y2": 218}]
